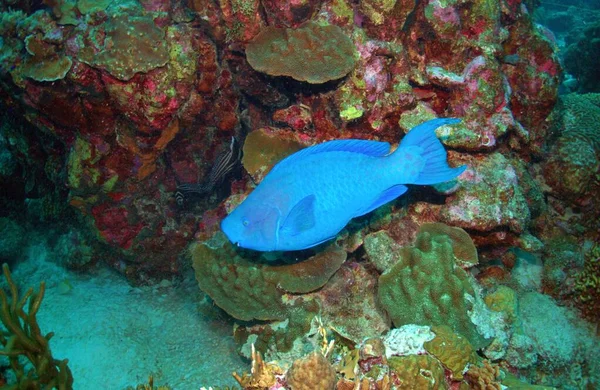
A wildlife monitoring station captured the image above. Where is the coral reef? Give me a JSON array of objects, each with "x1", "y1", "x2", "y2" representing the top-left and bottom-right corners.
[
  {"x1": 3, "y1": 0, "x2": 598, "y2": 387},
  {"x1": 0, "y1": 0, "x2": 561, "y2": 285}
]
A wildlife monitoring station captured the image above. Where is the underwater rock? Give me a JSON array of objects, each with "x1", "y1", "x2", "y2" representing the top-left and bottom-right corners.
[
  {"x1": 0, "y1": 217, "x2": 26, "y2": 260},
  {"x1": 441, "y1": 153, "x2": 531, "y2": 235},
  {"x1": 317, "y1": 262, "x2": 390, "y2": 343},
  {"x1": 502, "y1": 19, "x2": 561, "y2": 153},
  {"x1": 358, "y1": 0, "x2": 415, "y2": 42}
]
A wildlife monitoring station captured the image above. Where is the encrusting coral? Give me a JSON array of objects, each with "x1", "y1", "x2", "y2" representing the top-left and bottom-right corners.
[
  {"x1": 573, "y1": 244, "x2": 600, "y2": 323},
  {"x1": 387, "y1": 354, "x2": 447, "y2": 390},
  {"x1": 0, "y1": 263, "x2": 73, "y2": 389},
  {"x1": 423, "y1": 325, "x2": 477, "y2": 380},
  {"x1": 245, "y1": 21, "x2": 357, "y2": 83}
]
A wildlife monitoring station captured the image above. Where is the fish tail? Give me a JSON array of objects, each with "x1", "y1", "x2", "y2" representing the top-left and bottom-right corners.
[{"x1": 398, "y1": 118, "x2": 466, "y2": 185}]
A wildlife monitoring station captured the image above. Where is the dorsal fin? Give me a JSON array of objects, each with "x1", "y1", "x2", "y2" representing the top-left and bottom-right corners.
[{"x1": 270, "y1": 139, "x2": 390, "y2": 175}]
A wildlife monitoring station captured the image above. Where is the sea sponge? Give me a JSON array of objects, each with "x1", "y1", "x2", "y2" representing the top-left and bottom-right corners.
[
  {"x1": 286, "y1": 351, "x2": 336, "y2": 390},
  {"x1": 190, "y1": 232, "x2": 346, "y2": 321},
  {"x1": 378, "y1": 225, "x2": 485, "y2": 348},
  {"x1": 245, "y1": 21, "x2": 357, "y2": 83},
  {"x1": 423, "y1": 325, "x2": 477, "y2": 380}
]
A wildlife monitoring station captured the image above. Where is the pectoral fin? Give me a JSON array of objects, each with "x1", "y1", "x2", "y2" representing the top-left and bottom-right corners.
[
  {"x1": 356, "y1": 185, "x2": 408, "y2": 217},
  {"x1": 281, "y1": 195, "x2": 316, "y2": 236}
]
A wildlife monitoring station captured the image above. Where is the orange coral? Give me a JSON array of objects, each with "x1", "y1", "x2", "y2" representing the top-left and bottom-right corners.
[
  {"x1": 423, "y1": 325, "x2": 476, "y2": 380},
  {"x1": 286, "y1": 351, "x2": 337, "y2": 390},
  {"x1": 462, "y1": 360, "x2": 502, "y2": 390}
]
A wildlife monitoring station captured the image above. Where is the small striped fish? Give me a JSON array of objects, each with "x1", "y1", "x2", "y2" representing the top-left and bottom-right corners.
[{"x1": 176, "y1": 137, "x2": 242, "y2": 206}]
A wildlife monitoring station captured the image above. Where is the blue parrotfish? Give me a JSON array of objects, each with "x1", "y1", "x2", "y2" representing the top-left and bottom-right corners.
[{"x1": 221, "y1": 118, "x2": 466, "y2": 252}]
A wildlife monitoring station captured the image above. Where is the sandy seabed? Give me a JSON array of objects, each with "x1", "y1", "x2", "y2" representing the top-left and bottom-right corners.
[{"x1": 4, "y1": 244, "x2": 246, "y2": 389}]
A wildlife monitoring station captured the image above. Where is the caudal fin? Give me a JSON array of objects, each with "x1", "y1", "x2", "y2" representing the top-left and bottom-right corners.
[{"x1": 399, "y1": 118, "x2": 466, "y2": 185}]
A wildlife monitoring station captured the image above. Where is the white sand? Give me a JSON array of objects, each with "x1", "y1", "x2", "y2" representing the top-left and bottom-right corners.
[{"x1": 2, "y1": 243, "x2": 246, "y2": 389}]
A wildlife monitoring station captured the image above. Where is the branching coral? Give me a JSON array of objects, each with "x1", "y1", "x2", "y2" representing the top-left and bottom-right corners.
[{"x1": 0, "y1": 263, "x2": 73, "y2": 389}]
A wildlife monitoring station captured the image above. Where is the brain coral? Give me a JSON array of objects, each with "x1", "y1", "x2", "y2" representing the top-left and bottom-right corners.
[
  {"x1": 245, "y1": 22, "x2": 357, "y2": 83},
  {"x1": 378, "y1": 224, "x2": 486, "y2": 348},
  {"x1": 543, "y1": 93, "x2": 600, "y2": 199},
  {"x1": 286, "y1": 351, "x2": 336, "y2": 390},
  {"x1": 423, "y1": 325, "x2": 477, "y2": 380},
  {"x1": 387, "y1": 355, "x2": 447, "y2": 390}
]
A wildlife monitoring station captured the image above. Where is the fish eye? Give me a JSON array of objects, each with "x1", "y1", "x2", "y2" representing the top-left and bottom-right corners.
[{"x1": 242, "y1": 218, "x2": 249, "y2": 227}]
